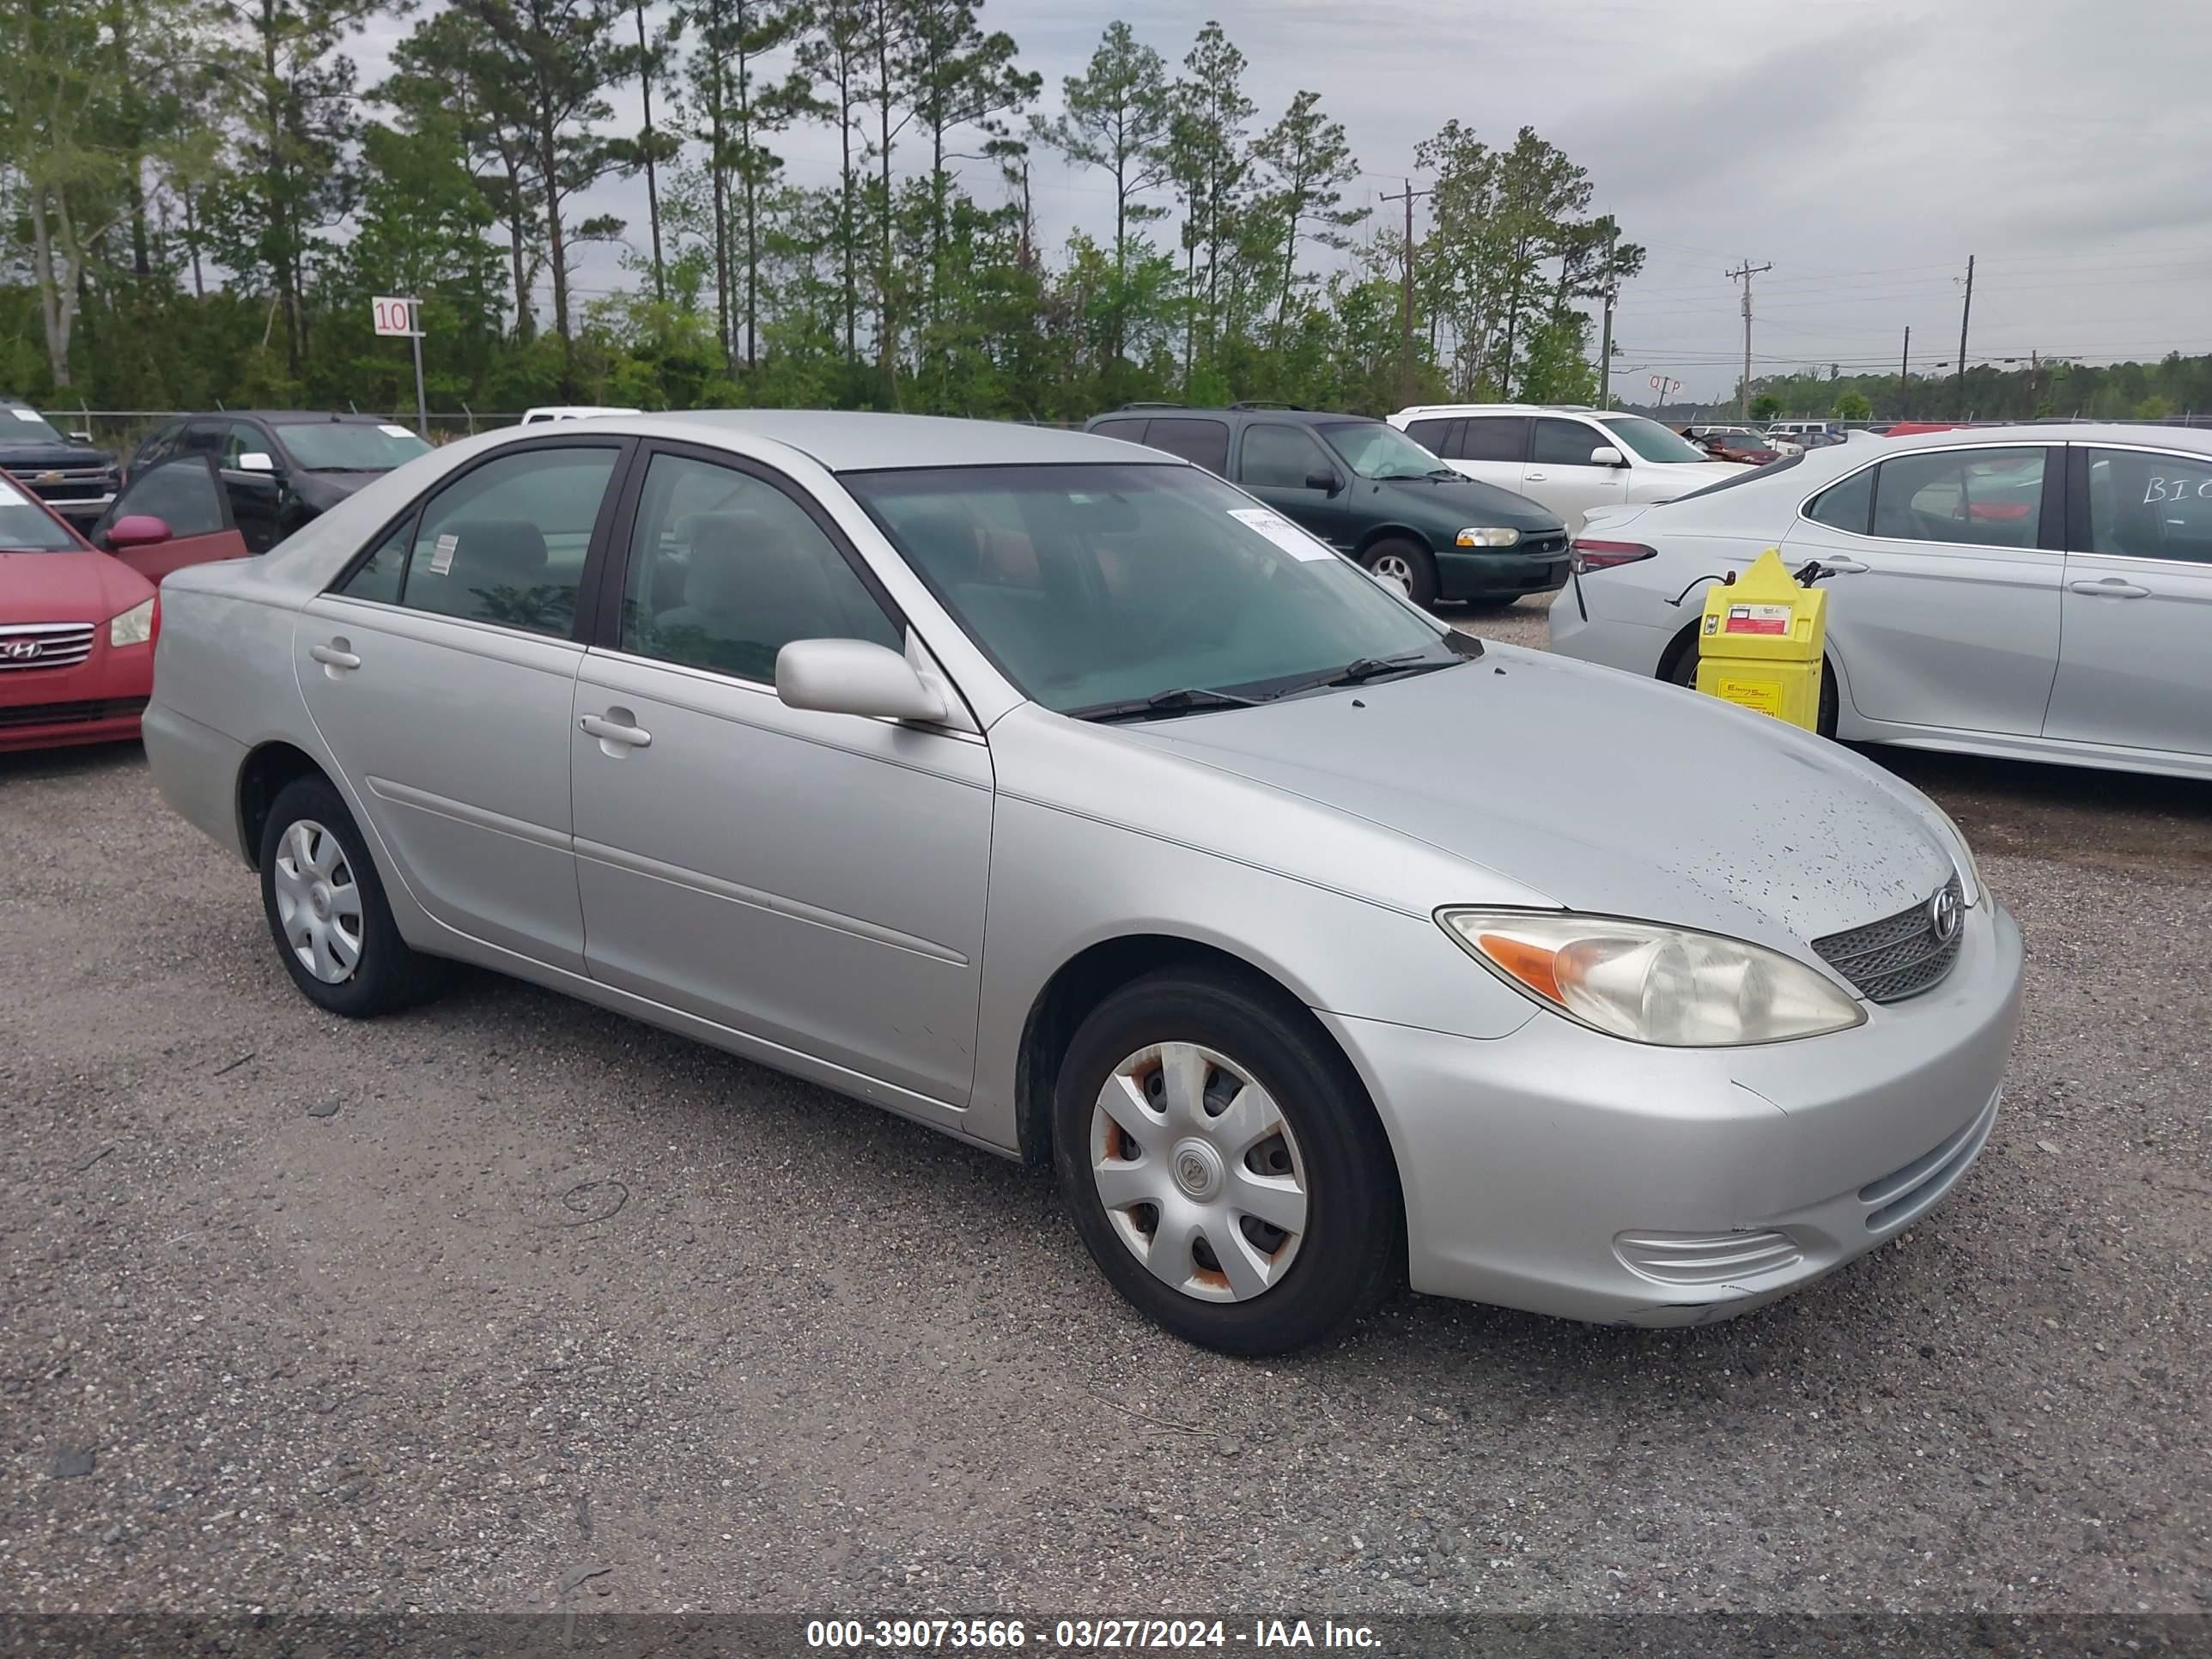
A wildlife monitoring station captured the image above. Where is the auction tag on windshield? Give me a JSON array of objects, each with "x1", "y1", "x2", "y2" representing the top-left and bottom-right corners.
[
  {"x1": 1723, "y1": 603, "x2": 1792, "y2": 635},
  {"x1": 1228, "y1": 506, "x2": 1334, "y2": 562},
  {"x1": 0, "y1": 479, "x2": 25, "y2": 505},
  {"x1": 379, "y1": 423, "x2": 414, "y2": 439},
  {"x1": 11, "y1": 407, "x2": 43, "y2": 422},
  {"x1": 428, "y1": 532, "x2": 458, "y2": 575}
]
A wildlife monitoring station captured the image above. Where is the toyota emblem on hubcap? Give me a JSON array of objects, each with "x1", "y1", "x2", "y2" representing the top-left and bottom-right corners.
[{"x1": 1928, "y1": 884, "x2": 1962, "y2": 944}]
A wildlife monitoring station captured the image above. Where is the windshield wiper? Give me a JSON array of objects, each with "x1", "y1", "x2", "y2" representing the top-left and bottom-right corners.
[
  {"x1": 1068, "y1": 685, "x2": 1262, "y2": 723},
  {"x1": 1267, "y1": 652, "x2": 1455, "y2": 699}
]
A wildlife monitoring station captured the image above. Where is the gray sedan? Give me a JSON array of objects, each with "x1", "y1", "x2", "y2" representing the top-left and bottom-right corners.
[
  {"x1": 1551, "y1": 423, "x2": 2212, "y2": 779},
  {"x1": 143, "y1": 413, "x2": 2021, "y2": 1353}
]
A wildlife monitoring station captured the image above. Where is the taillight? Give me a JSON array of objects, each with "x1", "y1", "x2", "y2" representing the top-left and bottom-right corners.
[{"x1": 1570, "y1": 538, "x2": 1657, "y2": 574}]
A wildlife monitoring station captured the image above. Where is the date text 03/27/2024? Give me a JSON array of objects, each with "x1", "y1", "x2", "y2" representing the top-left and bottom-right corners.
[{"x1": 805, "y1": 1619, "x2": 1381, "y2": 1650}]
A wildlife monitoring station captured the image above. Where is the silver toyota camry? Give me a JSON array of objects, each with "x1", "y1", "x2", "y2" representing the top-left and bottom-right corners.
[{"x1": 143, "y1": 412, "x2": 2022, "y2": 1353}]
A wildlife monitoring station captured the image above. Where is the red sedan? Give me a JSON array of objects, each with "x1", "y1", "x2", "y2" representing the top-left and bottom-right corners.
[{"x1": 1, "y1": 467, "x2": 246, "y2": 752}]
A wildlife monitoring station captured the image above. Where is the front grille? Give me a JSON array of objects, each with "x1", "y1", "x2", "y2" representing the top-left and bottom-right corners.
[
  {"x1": 1521, "y1": 531, "x2": 1569, "y2": 557},
  {"x1": 0, "y1": 696, "x2": 144, "y2": 731},
  {"x1": 1812, "y1": 874, "x2": 1965, "y2": 1003},
  {"x1": 28, "y1": 470, "x2": 113, "y2": 503},
  {"x1": 0, "y1": 622, "x2": 96, "y2": 672}
]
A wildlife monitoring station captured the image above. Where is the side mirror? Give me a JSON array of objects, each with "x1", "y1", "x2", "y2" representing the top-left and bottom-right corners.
[
  {"x1": 1589, "y1": 445, "x2": 1626, "y2": 467},
  {"x1": 1304, "y1": 470, "x2": 1341, "y2": 495},
  {"x1": 236, "y1": 452, "x2": 276, "y2": 473},
  {"x1": 106, "y1": 514, "x2": 173, "y2": 550},
  {"x1": 67, "y1": 430, "x2": 94, "y2": 445},
  {"x1": 776, "y1": 638, "x2": 947, "y2": 724}
]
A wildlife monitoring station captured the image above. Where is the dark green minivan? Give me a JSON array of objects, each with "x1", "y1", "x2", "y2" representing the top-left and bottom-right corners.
[{"x1": 1083, "y1": 403, "x2": 1569, "y2": 610}]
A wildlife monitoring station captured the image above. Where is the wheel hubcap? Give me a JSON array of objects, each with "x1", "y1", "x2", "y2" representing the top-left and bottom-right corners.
[
  {"x1": 1090, "y1": 1042, "x2": 1309, "y2": 1304},
  {"x1": 1370, "y1": 554, "x2": 1413, "y2": 596},
  {"x1": 270, "y1": 818, "x2": 363, "y2": 986}
]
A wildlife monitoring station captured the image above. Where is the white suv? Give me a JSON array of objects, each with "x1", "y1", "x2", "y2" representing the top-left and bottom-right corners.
[{"x1": 1389, "y1": 404, "x2": 1748, "y2": 534}]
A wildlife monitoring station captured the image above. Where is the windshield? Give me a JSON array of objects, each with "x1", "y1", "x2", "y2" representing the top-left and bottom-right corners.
[
  {"x1": 3, "y1": 406, "x2": 68, "y2": 445},
  {"x1": 274, "y1": 422, "x2": 433, "y2": 471},
  {"x1": 1320, "y1": 421, "x2": 1451, "y2": 480},
  {"x1": 844, "y1": 463, "x2": 1461, "y2": 715},
  {"x1": 1599, "y1": 416, "x2": 1719, "y2": 464},
  {"x1": 0, "y1": 477, "x2": 84, "y2": 550}
]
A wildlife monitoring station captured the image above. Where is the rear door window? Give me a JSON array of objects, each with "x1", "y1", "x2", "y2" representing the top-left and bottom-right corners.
[
  {"x1": 1871, "y1": 447, "x2": 2046, "y2": 549},
  {"x1": 1143, "y1": 418, "x2": 1231, "y2": 476},
  {"x1": 1531, "y1": 418, "x2": 1603, "y2": 465},
  {"x1": 1458, "y1": 416, "x2": 1530, "y2": 463}
]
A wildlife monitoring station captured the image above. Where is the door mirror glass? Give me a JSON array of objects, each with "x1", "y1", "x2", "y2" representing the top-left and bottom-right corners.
[
  {"x1": 775, "y1": 638, "x2": 945, "y2": 723},
  {"x1": 237, "y1": 452, "x2": 276, "y2": 473},
  {"x1": 1589, "y1": 446, "x2": 1626, "y2": 467},
  {"x1": 106, "y1": 514, "x2": 173, "y2": 550}
]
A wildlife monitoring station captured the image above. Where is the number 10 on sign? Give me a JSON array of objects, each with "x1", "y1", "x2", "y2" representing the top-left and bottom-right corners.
[{"x1": 372, "y1": 296, "x2": 428, "y2": 438}]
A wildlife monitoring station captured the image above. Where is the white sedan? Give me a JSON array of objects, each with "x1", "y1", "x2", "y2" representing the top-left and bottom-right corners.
[{"x1": 1550, "y1": 422, "x2": 2212, "y2": 779}]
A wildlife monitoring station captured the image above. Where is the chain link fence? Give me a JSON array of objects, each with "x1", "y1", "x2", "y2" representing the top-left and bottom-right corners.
[{"x1": 48, "y1": 408, "x2": 529, "y2": 456}]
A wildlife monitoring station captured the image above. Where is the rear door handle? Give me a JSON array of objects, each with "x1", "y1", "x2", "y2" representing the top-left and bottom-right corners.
[
  {"x1": 2069, "y1": 579, "x2": 2151, "y2": 598},
  {"x1": 580, "y1": 711, "x2": 653, "y2": 752},
  {"x1": 1820, "y1": 557, "x2": 1869, "y2": 574},
  {"x1": 309, "y1": 640, "x2": 360, "y2": 672}
]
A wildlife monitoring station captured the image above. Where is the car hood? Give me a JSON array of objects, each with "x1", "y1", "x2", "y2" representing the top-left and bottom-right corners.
[
  {"x1": 291, "y1": 471, "x2": 386, "y2": 510},
  {"x1": 0, "y1": 549, "x2": 152, "y2": 624},
  {"x1": 0, "y1": 441, "x2": 114, "y2": 470},
  {"x1": 1119, "y1": 644, "x2": 1958, "y2": 954},
  {"x1": 1364, "y1": 474, "x2": 1564, "y2": 532}
]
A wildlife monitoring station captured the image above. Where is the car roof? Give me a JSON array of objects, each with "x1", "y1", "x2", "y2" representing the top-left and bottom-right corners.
[
  {"x1": 1091, "y1": 406, "x2": 1376, "y2": 428},
  {"x1": 1870, "y1": 422, "x2": 2212, "y2": 456},
  {"x1": 649, "y1": 410, "x2": 1174, "y2": 471},
  {"x1": 1394, "y1": 403, "x2": 1607, "y2": 418}
]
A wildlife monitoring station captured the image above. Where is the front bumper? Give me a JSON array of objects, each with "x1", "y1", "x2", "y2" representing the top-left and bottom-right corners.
[
  {"x1": 0, "y1": 636, "x2": 153, "y2": 752},
  {"x1": 1438, "y1": 547, "x2": 1570, "y2": 602},
  {"x1": 1320, "y1": 895, "x2": 2023, "y2": 1326}
]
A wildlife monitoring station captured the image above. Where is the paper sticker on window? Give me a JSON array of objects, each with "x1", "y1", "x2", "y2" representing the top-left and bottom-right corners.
[
  {"x1": 1723, "y1": 603, "x2": 1791, "y2": 635},
  {"x1": 1228, "y1": 506, "x2": 1334, "y2": 562},
  {"x1": 0, "y1": 479, "x2": 26, "y2": 505},
  {"x1": 380, "y1": 424, "x2": 414, "y2": 439},
  {"x1": 10, "y1": 407, "x2": 45, "y2": 422},
  {"x1": 428, "y1": 532, "x2": 458, "y2": 575}
]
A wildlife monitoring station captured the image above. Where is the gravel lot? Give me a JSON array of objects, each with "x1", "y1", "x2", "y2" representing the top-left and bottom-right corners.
[{"x1": 3, "y1": 594, "x2": 2207, "y2": 1617}]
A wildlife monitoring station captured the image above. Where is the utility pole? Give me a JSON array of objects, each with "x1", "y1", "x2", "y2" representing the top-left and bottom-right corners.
[
  {"x1": 1899, "y1": 325, "x2": 1911, "y2": 420},
  {"x1": 1597, "y1": 222, "x2": 1618, "y2": 409},
  {"x1": 1381, "y1": 179, "x2": 1434, "y2": 410},
  {"x1": 1954, "y1": 254, "x2": 1975, "y2": 418},
  {"x1": 1724, "y1": 258, "x2": 1772, "y2": 420}
]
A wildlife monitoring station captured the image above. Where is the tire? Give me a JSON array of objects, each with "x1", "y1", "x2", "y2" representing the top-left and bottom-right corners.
[
  {"x1": 1360, "y1": 538, "x2": 1437, "y2": 610},
  {"x1": 1668, "y1": 638, "x2": 1839, "y2": 738},
  {"x1": 1052, "y1": 968, "x2": 1402, "y2": 1355},
  {"x1": 258, "y1": 774, "x2": 453, "y2": 1018}
]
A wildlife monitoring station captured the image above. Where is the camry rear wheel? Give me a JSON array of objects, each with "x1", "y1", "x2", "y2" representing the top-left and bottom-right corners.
[
  {"x1": 1054, "y1": 969, "x2": 1401, "y2": 1354},
  {"x1": 258, "y1": 775, "x2": 453, "y2": 1018}
]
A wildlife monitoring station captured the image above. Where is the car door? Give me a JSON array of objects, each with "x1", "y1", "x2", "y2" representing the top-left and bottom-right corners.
[
  {"x1": 295, "y1": 439, "x2": 628, "y2": 973},
  {"x1": 1235, "y1": 422, "x2": 1354, "y2": 550},
  {"x1": 2040, "y1": 443, "x2": 2212, "y2": 758},
  {"x1": 90, "y1": 454, "x2": 252, "y2": 580},
  {"x1": 1525, "y1": 416, "x2": 1630, "y2": 533},
  {"x1": 569, "y1": 444, "x2": 994, "y2": 1104},
  {"x1": 1443, "y1": 415, "x2": 1532, "y2": 493},
  {"x1": 217, "y1": 421, "x2": 287, "y2": 552},
  {"x1": 1784, "y1": 444, "x2": 2063, "y2": 736}
]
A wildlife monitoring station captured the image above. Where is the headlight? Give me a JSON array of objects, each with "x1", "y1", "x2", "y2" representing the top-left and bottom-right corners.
[
  {"x1": 108, "y1": 597, "x2": 155, "y2": 648},
  {"x1": 1438, "y1": 908, "x2": 1866, "y2": 1047},
  {"x1": 1455, "y1": 526, "x2": 1521, "y2": 547}
]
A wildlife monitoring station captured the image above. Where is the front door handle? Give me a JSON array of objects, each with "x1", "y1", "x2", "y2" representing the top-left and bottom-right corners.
[
  {"x1": 1524, "y1": 471, "x2": 1549, "y2": 482},
  {"x1": 1819, "y1": 556, "x2": 1870, "y2": 574},
  {"x1": 309, "y1": 639, "x2": 360, "y2": 673},
  {"x1": 2069, "y1": 579, "x2": 2151, "y2": 599},
  {"x1": 580, "y1": 711, "x2": 653, "y2": 753}
]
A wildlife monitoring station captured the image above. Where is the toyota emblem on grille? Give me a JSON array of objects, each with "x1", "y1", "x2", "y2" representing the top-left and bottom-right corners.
[
  {"x1": 1, "y1": 639, "x2": 43, "y2": 662},
  {"x1": 1928, "y1": 884, "x2": 1962, "y2": 944}
]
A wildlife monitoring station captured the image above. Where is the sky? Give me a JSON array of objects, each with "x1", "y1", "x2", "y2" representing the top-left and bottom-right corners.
[{"x1": 353, "y1": 0, "x2": 2212, "y2": 402}]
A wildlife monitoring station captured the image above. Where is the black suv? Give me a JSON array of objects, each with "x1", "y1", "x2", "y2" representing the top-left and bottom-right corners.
[
  {"x1": 1082, "y1": 403, "x2": 1567, "y2": 609},
  {"x1": 0, "y1": 398, "x2": 118, "y2": 526},
  {"x1": 118, "y1": 411, "x2": 433, "y2": 554}
]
